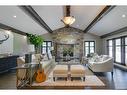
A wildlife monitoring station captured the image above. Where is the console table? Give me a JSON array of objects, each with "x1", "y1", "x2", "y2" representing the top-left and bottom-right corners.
[
  {"x1": 16, "y1": 63, "x2": 38, "y2": 88},
  {"x1": 0, "y1": 55, "x2": 19, "y2": 73}
]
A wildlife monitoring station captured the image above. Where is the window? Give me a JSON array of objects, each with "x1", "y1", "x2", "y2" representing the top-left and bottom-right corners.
[
  {"x1": 125, "y1": 37, "x2": 127, "y2": 65},
  {"x1": 84, "y1": 41, "x2": 95, "y2": 56},
  {"x1": 115, "y1": 38, "x2": 122, "y2": 63},
  {"x1": 42, "y1": 41, "x2": 52, "y2": 54},
  {"x1": 107, "y1": 36, "x2": 127, "y2": 65},
  {"x1": 107, "y1": 40, "x2": 113, "y2": 57}
]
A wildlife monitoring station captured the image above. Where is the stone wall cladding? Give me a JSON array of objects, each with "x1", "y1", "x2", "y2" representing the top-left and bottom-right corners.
[{"x1": 52, "y1": 26, "x2": 84, "y2": 61}]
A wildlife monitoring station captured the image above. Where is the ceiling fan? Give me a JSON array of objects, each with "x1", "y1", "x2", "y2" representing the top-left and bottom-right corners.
[{"x1": 61, "y1": 6, "x2": 75, "y2": 27}]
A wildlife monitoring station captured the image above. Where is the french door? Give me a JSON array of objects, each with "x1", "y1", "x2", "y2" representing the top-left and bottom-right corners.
[
  {"x1": 125, "y1": 37, "x2": 127, "y2": 65},
  {"x1": 107, "y1": 37, "x2": 127, "y2": 65},
  {"x1": 107, "y1": 40, "x2": 113, "y2": 57},
  {"x1": 115, "y1": 38, "x2": 122, "y2": 63}
]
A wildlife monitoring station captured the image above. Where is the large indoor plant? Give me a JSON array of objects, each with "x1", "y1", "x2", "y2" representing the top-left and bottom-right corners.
[{"x1": 27, "y1": 33, "x2": 44, "y2": 53}]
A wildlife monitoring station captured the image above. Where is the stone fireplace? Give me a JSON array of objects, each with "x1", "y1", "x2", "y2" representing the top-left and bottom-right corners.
[{"x1": 52, "y1": 27, "x2": 84, "y2": 62}]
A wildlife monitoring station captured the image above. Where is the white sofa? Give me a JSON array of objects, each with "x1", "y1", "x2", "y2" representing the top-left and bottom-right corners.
[
  {"x1": 40, "y1": 58, "x2": 56, "y2": 74},
  {"x1": 16, "y1": 54, "x2": 56, "y2": 85},
  {"x1": 18, "y1": 55, "x2": 56, "y2": 71},
  {"x1": 88, "y1": 55, "x2": 114, "y2": 75}
]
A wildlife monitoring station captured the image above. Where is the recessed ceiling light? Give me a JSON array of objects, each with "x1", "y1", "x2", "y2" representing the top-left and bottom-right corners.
[
  {"x1": 23, "y1": 36, "x2": 27, "y2": 39},
  {"x1": 13, "y1": 15, "x2": 17, "y2": 18},
  {"x1": 76, "y1": 25, "x2": 79, "y2": 27},
  {"x1": 6, "y1": 30, "x2": 11, "y2": 35},
  {"x1": 122, "y1": 14, "x2": 126, "y2": 18}
]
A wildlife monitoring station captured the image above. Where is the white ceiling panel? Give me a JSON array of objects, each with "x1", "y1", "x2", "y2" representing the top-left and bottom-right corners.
[
  {"x1": 89, "y1": 6, "x2": 127, "y2": 36},
  {"x1": 32, "y1": 6, "x2": 64, "y2": 30},
  {"x1": 0, "y1": 6, "x2": 47, "y2": 35},
  {"x1": 70, "y1": 6, "x2": 105, "y2": 29},
  {"x1": 1, "y1": 6, "x2": 126, "y2": 36}
]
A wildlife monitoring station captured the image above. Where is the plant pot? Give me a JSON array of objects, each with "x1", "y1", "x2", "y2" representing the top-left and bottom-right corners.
[{"x1": 25, "y1": 54, "x2": 32, "y2": 63}]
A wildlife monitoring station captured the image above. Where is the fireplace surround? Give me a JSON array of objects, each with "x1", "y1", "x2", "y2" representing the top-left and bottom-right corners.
[{"x1": 52, "y1": 27, "x2": 84, "y2": 62}]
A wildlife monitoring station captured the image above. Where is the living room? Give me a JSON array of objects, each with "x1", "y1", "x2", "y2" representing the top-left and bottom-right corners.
[{"x1": 0, "y1": 5, "x2": 127, "y2": 91}]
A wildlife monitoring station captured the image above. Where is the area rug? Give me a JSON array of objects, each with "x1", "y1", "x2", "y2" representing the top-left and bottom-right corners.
[
  {"x1": 32, "y1": 67, "x2": 105, "y2": 88},
  {"x1": 32, "y1": 75, "x2": 105, "y2": 87}
]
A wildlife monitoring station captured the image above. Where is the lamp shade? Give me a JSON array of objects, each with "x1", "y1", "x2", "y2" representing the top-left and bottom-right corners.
[
  {"x1": 62, "y1": 16, "x2": 75, "y2": 25},
  {"x1": 28, "y1": 45, "x2": 35, "y2": 53}
]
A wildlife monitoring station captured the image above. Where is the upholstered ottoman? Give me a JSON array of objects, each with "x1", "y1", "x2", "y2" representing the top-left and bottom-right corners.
[
  {"x1": 53, "y1": 65, "x2": 68, "y2": 81},
  {"x1": 70, "y1": 65, "x2": 85, "y2": 81}
]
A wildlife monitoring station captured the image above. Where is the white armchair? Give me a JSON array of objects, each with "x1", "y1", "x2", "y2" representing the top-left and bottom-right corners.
[{"x1": 88, "y1": 57, "x2": 114, "y2": 75}]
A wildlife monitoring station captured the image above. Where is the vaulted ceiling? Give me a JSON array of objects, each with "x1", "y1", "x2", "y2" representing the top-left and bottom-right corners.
[
  {"x1": 89, "y1": 6, "x2": 127, "y2": 36},
  {"x1": 0, "y1": 5, "x2": 127, "y2": 37},
  {"x1": 0, "y1": 6, "x2": 47, "y2": 35}
]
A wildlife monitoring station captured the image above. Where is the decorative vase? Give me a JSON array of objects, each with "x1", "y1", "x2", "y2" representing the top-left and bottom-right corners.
[{"x1": 25, "y1": 54, "x2": 32, "y2": 63}]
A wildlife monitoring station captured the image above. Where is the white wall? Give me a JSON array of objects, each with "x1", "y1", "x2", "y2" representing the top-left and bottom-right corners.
[
  {"x1": 13, "y1": 33, "x2": 28, "y2": 55},
  {"x1": 102, "y1": 31, "x2": 127, "y2": 54},
  {"x1": 41, "y1": 33, "x2": 53, "y2": 41},
  {"x1": 0, "y1": 29, "x2": 13, "y2": 54},
  {"x1": 0, "y1": 28, "x2": 29, "y2": 55}
]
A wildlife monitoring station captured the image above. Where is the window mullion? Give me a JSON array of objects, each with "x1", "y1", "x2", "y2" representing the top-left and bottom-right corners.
[
  {"x1": 113, "y1": 39, "x2": 115, "y2": 63},
  {"x1": 122, "y1": 37, "x2": 125, "y2": 65},
  {"x1": 89, "y1": 42, "x2": 90, "y2": 54}
]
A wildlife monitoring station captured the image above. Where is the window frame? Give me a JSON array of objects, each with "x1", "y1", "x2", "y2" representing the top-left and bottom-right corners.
[
  {"x1": 42, "y1": 41, "x2": 52, "y2": 54},
  {"x1": 107, "y1": 36, "x2": 127, "y2": 66},
  {"x1": 84, "y1": 41, "x2": 95, "y2": 56},
  {"x1": 107, "y1": 39, "x2": 113, "y2": 57},
  {"x1": 114, "y1": 38, "x2": 122, "y2": 64}
]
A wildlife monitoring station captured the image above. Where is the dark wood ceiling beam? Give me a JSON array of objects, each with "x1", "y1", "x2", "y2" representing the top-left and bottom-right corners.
[
  {"x1": 0, "y1": 23, "x2": 26, "y2": 35},
  {"x1": 83, "y1": 6, "x2": 116, "y2": 33},
  {"x1": 19, "y1": 6, "x2": 53, "y2": 33},
  {"x1": 66, "y1": 6, "x2": 70, "y2": 16},
  {"x1": 101, "y1": 26, "x2": 127, "y2": 38}
]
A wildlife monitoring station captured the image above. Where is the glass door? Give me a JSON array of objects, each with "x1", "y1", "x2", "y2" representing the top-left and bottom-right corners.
[
  {"x1": 108, "y1": 40, "x2": 113, "y2": 57},
  {"x1": 125, "y1": 37, "x2": 127, "y2": 66},
  {"x1": 115, "y1": 38, "x2": 122, "y2": 63}
]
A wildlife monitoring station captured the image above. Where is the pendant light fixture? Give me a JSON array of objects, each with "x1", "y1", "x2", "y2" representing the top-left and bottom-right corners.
[{"x1": 61, "y1": 6, "x2": 75, "y2": 27}]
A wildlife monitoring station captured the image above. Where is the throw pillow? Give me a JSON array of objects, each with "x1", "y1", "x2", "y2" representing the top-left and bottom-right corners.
[
  {"x1": 19, "y1": 57, "x2": 25, "y2": 62},
  {"x1": 43, "y1": 53, "x2": 49, "y2": 61},
  {"x1": 48, "y1": 51, "x2": 52, "y2": 59},
  {"x1": 32, "y1": 54, "x2": 36, "y2": 62},
  {"x1": 103, "y1": 56, "x2": 108, "y2": 61}
]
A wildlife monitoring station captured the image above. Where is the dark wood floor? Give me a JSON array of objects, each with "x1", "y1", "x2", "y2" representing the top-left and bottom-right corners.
[
  {"x1": 96, "y1": 66, "x2": 127, "y2": 90},
  {"x1": 0, "y1": 66, "x2": 127, "y2": 89},
  {"x1": 0, "y1": 70, "x2": 16, "y2": 89}
]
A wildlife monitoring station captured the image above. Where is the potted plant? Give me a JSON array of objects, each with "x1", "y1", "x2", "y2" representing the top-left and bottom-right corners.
[
  {"x1": 63, "y1": 48, "x2": 68, "y2": 56},
  {"x1": 68, "y1": 48, "x2": 73, "y2": 56},
  {"x1": 27, "y1": 33, "x2": 44, "y2": 53}
]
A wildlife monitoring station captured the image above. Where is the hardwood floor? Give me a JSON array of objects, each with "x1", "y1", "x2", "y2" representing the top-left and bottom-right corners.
[
  {"x1": 97, "y1": 66, "x2": 127, "y2": 89},
  {"x1": 0, "y1": 66, "x2": 127, "y2": 89},
  {"x1": 0, "y1": 70, "x2": 16, "y2": 89}
]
